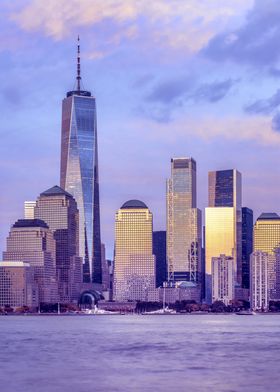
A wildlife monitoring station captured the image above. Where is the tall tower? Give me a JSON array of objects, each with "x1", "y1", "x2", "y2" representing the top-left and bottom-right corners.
[
  {"x1": 241, "y1": 207, "x2": 253, "y2": 289},
  {"x1": 167, "y1": 158, "x2": 202, "y2": 283},
  {"x1": 60, "y1": 37, "x2": 102, "y2": 284},
  {"x1": 205, "y1": 169, "x2": 242, "y2": 303},
  {"x1": 113, "y1": 200, "x2": 156, "y2": 301}
]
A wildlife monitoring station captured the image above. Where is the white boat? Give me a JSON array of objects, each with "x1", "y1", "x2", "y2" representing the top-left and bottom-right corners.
[
  {"x1": 142, "y1": 306, "x2": 176, "y2": 315},
  {"x1": 235, "y1": 310, "x2": 256, "y2": 315},
  {"x1": 82, "y1": 306, "x2": 118, "y2": 315}
]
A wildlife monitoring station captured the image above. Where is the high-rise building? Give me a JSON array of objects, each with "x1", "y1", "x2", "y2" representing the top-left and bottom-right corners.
[
  {"x1": 250, "y1": 251, "x2": 270, "y2": 311},
  {"x1": 271, "y1": 248, "x2": 280, "y2": 301},
  {"x1": 113, "y1": 200, "x2": 155, "y2": 301},
  {"x1": 242, "y1": 207, "x2": 253, "y2": 289},
  {"x1": 24, "y1": 201, "x2": 36, "y2": 219},
  {"x1": 0, "y1": 261, "x2": 38, "y2": 308},
  {"x1": 3, "y1": 219, "x2": 58, "y2": 304},
  {"x1": 60, "y1": 38, "x2": 101, "y2": 284},
  {"x1": 205, "y1": 169, "x2": 242, "y2": 303},
  {"x1": 253, "y1": 213, "x2": 280, "y2": 254},
  {"x1": 167, "y1": 158, "x2": 202, "y2": 284},
  {"x1": 153, "y1": 231, "x2": 167, "y2": 287},
  {"x1": 34, "y1": 185, "x2": 82, "y2": 303},
  {"x1": 212, "y1": 255, "x2": 234, "y2": 305}
]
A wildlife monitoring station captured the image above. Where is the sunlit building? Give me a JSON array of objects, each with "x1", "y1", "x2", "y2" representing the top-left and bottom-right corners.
[
  {"x1": 212, "y1": 255, "x2": 234, "y2": 306},
  {"x1": 34, "y1": 186, "x2": 82, "y2": 303},
  {"x1": 24, "y1": 201, "x2": 36, "y2": 219},
  {"x1": 60, "y1": 38, "x2": 101, "y2": 284},
  {"x1": 205, "y1": 169, "x2": 242, "y2": 303},
  {"x1": 167, "y1": 158, "x2": 202, "y2": 284},
  {"x1": 113, "y1": 200, "x2": 155, "y2": 301},
  {"x1": 253, "y1": 213, "x2": 280, "y2": 254},
  {"x1": 0, "y1": 261, "x2": 38, "y2": 308},
  {"x1": 3, "y1": 219, "x2": 58, "y2": 304}
]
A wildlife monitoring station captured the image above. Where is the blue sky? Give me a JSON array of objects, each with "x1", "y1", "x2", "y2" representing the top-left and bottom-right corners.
[{"x1": 1, "y1": 0, "x2": 280, "y2": 258}]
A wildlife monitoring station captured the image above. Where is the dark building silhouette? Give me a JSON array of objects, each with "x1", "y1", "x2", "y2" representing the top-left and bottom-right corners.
[
  {"x1": 242, "y1": 207, "x2": 253, "y2": 289},
  {"x1": 153, "y1": 231, "x2": 167, "y2": 287}
]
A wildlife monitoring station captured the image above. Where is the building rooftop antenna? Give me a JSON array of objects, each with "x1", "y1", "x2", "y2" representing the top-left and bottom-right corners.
[{"x1": 77, "y1": 35, "x2": 81, "y2": 91}]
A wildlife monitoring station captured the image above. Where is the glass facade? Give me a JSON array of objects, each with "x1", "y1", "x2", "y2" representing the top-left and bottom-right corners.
[
  {"x1": 113, "y1": 200, "x2": 156, "y2": 301},
  {"x1": 253, "y1": 213, "x2": 280, "y2": 254},
  {"x1": 167, "y1": 158, "x2": 202, "y2": 284},
  {"x1": 153, "y1": 231, "x2": 167, "y2": 287},
  {"x1": 205, "y1": 207, "x2": 235, "y2": 303},
  {"x1": 242, "y1": 207, "x2": 253, "y2": 289},
  {"x1": 34, "y1": 186, "x2": 82, "y2": 303},
  {"x1": 60, "y1": 91, "x2": 101, "y2": 284}
]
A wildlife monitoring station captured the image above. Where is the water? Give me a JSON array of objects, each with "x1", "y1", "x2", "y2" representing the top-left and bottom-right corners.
[{"x1": 0, "y1": 314, "x2": 279, "y2": 392}]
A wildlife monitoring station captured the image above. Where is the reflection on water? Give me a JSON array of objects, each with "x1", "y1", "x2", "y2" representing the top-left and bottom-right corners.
[{"x1": 0, "y1": 315, "x2": 280, "y2": 392}]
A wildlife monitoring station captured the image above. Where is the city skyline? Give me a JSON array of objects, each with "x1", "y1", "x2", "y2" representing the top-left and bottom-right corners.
[{"x1": 1, "y1": 1, "x2": 280, "y2": 259}]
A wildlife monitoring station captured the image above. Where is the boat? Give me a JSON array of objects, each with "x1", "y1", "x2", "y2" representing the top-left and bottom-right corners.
[
  {"x1": 235, "y1": 309, "x2": 256, "y2": 315},
  {"x1": 142, "y1": 306, "x2": 176, "y2": 315},
  {"x1": 82, "y1": 306, "x2": 119, "y2": 315}
]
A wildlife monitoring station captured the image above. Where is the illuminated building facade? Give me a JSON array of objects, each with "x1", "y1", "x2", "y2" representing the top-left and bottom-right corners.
[
  {"x1": 212, "y1": 255, "x2": 234, "y2": 305},
  {"x1": 113, "y1": 200, "x2": 155, "y2": 301},
  {"x1": 0, "y1": 261, "x2": 38, "y2": 308},
  {"x1": 34, "y1": 186, "x2": 82, "y2": 303},
  {"x1": 24, "y1": 201, "x2": 36, "y2": 219},
  {"x1": 205, "y1": 169, "x2": 242, "y2": 303},
  {"x1": 60, "y1": 38, "x2": 101, "y2": 284},
  {"x1": 3, "y1": 219, "x2": 58, "y2": 304},
  {"x1": 253, "y1": 213, "x2": 280, "y2": 254},
  {"x1": 167, "y1": 158, "x2": 202, "y2": 284}
]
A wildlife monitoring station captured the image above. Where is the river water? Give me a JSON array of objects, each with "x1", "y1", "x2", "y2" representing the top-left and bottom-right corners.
[{"x1": 0, "y1": 314, "x2": 279, "y2": 392}]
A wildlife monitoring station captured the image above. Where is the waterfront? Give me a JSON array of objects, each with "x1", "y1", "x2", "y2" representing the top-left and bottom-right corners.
[{"x1": 0, "y1": 315, "x2": 279, "y2": 392}]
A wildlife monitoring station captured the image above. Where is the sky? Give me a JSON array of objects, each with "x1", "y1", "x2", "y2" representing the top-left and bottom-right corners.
[{"x1": 1, "y1": 0, "x2": 280, "y2": 259}]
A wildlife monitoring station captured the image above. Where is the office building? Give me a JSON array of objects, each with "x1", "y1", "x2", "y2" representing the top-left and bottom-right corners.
[
  {"x1": 0, "y1": 261, "x2": 38, "y2": 308},
  {"x1": 34, "y1": 185, "x2": 82, "y2": 303},
  {"x1": 60, "y1": 37, "x2": 101, "y2": 284},
  {"x1": 167, "y1": 158, "x2": 202, "y2": 284},
  {"x1": 242, "y1": 207, "x2": 253, "y2": 289},
  {"x1": 253, "y1": 213, "x2": 280, "y2": 254},
  {"x1": 205, "y1": 169, "x2": 242, "y2": 303},
  {"x1": 113, "y1": 200, "x2": 155, "y2": 301},
  {"x1": 3, "y1": 219, "x2": 58, "y2": 304},
  {"x1": 153, "y1": 231, "x2": 167, "y2": 287},
  {"x1": 250, "y1": 251, "x2": 270, "y2": 311},
  {"x1": 212, "y1": 255, "x2": 234, "y2": 306},
  {"x1": 24, "y1": 201, "x2": 36, "y2": 219}
]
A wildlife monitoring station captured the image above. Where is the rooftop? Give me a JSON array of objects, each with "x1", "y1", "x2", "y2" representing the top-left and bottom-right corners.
[
  {"x1": 40, "y1": 185, "x2": 73, "y2": 198},
  {"x1": 121, "y1": 200, "x2": 148, "y2": 209},
  {"x1": 257, "y1": 213, "x2": 280, "y2": 221},
  {"x1": 13, "y1": 219, "x2": 49, "y2": 229}
]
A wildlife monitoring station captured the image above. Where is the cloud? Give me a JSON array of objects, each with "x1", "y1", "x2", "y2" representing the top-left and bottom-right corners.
[
  {"x1": 10, "y1": 0, "x2": 253, "y2": 54},
  {"x1": 272, "y1": 111, "x2": 280, "y2": 132},
  {"x1": 245, "y1": 89, "x2": 280, "y2": 114},
  {"x1": 146, "y1": 76, "x2": 194, "y2": 104},
  {"x1": 192, "y1": 79, "x2": 237, "y2": 103},
  {"x1": 203, "y1": 0, "x2": 280, "y2": 67}
]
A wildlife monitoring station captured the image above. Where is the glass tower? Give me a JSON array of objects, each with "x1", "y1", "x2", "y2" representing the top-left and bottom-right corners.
[
  {"x1": 167, "y1": 158, "x2": 202, "y2": 283},
  {"x1": 60, "y1": 39, "x2": 102, "y2": 284},
  {"x1": 205, "y1": 169, "x2": 242, "y2": 303},
  {"x1": 242, "y1": 207, "x2": 253, "y2": 289}
]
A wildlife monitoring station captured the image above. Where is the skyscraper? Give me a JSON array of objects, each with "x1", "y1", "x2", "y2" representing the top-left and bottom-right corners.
[
  {"x1": 167, "y1": 158, "x2": 202, "y2": 283},
  {"x1": 253, "y1": 213, "x2": 280, "y2": 254},
  {"x1": 153, "y1": 231, "x2": 167, "y2": 287},
  {"x1": 113, "y1": 200, "x2": 155, "y2": 301},
  {"x1": 242, "y1": 207, "x2": 253, "y2": 289},
  {"x1": 205, "y1": 169, "x2": 242, "y2": 303},
  {"x1": 34, "y1": 185, "x2": 82, "y2": 303},
  {"x1": 250, "y1": 251, "x2": 270, "y2": 311},
  {"x1": 24, "y1": 201, "x2": 36, "y2": 219},
  {"x1": 60, "y1": 38, "x2": 101, "y2": 284},
  {"x1": 3, "y1": 219, "x2": 58, "y2": 304}
]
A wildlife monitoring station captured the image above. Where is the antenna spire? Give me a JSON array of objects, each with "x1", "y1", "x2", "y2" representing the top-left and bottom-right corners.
[{"x1": 77, "y1": 35, "x2": 81, "y2": 91}]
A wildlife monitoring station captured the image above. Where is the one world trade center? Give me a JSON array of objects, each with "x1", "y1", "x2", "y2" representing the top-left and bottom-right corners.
[{"x1": 60, "y1": 38, "x2": 102, "y2": 284}]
